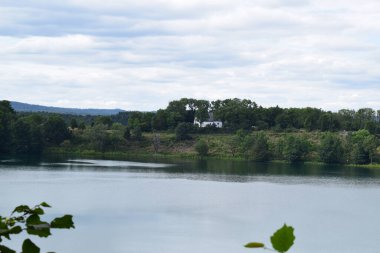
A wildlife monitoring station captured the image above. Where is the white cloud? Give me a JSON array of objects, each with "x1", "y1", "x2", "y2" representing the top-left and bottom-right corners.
[
  {"x1": 2, "y1": 35, "x2": 98, "y2": 54},
  {"x1": 0, "y1": 0, "x2": 380, "y2": 111}
]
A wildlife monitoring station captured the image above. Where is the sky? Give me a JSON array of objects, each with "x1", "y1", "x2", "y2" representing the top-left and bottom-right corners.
[{"x1": 1, "y1": 0, "x2": 380, "y2": 111}]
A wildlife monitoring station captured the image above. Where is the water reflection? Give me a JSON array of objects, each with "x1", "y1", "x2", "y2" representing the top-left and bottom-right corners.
[
  {"x1": 1, "y1": 155, "x2": 380, "y2": 185},
  {"x1": 1, "y1": 156, "x2": 380, "y2": 253}
]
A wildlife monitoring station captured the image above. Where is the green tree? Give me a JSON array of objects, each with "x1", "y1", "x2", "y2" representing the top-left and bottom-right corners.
[
  {"x1": 251, "y1": 132, "x2": 270, "y2": 161},
  {"x1": 70, "y1": 118, "x2": 78, "y2": 129},
  {"x1": 151, "y1": 109, "x2": 168, "y2": 130},
  {"x1": 364, "y1": 135, "x2": 378, "y2": 164},
  {"x1": 152, "y1": 133, "x2": 160, "y2": 153},
  {"x1": 111, "y1": 122, "x2": 125, "y2": 131},
  {"x1": 165, "y1": 99, "x2": 189, "y2": 128},
  {"x1": 28, "y1": 124, "x2": 45, "y2": 154},
  {"x1": 107, "y1": 130, "x2": 126, "y2": 151},
  {"x1": 319, "y1": 113, "x2": 333, "y2": 131},
  {"x1": 20, "y1": 115, "x2": 45, "y2": 154},
  {"x1": 241, "y1": 134, "x2": 255, "y2": 157},
  {"x1": 212, "y1": 98, "x2": 257, "y2": 130},
  {"x1": 95, "y1": 116, "x2": 113, "y2": 129},
  {"x1": 355, "y1": 108, "x2": 375, "y2": 129},
  {"x1": 364, "y1": 121, "x2": 377, "y2": 134},
  {"x1": 127, "y1": 112, "x2": 154, "y2": 132},
  {"x1": 255, "y1": 120, "x2": 269, "y2": 130},
  {"x1": 123, "y1": 127, "x2": 131, "y2": 140},
  {"x1": 319, "y1": 133, "x2": 344, "y2": 163},
  {"x1": 351, "y1": 144, "x2": 368, "y2": 164},
  {"x1": 275, "y1": 113, "x2": 290, "y2": 130},
  {"x1": 262, "y1": 106, "x2": 284, "y2": 128},
  {"x1": 43, "y1": 116, "x2": 70, "y2": 145},
  {"x1": 175, "y1": 122, "x2": 194, "y2": 141},
  {"x1": 302, "y1": 107, "x2": 322, "y2": 131},
  {"x1": 233, "y1": 129, "x2": 250, "y2": 156},
  {"x1": 195, "y1": 140, "x2": 209, "y2": 157},
  {"x1": 349, "y1": 130, "x2": 378, "y2": 164},
  {"x1": 0, "y1": 100, "x2": 15, "y2": 154},
  {"x1": 273, "y1": 138, "x2": 285, "y2": 160},
  {"x1": 194, "y1": 100, "x2": 210, "y2": 123},
  {"x1": 338, "y1": 109, "x2": 355, "y2": 130},
  {"x1": 12, "y1": 118, "x2": 44, "y2": 154},
  {"x1": 282, "y1": 135, "x2": 310, "y2": 162},
  {"x1": 78, "y1": 122, "x2": 86, "y2": 130},
  {"x1": 13, "y1": 119, "x2": 31, "y2": 154},
  {"x1": 132, "y1": 126, "x2": 142, "y2": 141},
  {"x1": 227, "y1": 135, "x2": 241, "y2": 157},
  {"x1": 83, "y1": 124, "x2": 109, "y2": 152}
]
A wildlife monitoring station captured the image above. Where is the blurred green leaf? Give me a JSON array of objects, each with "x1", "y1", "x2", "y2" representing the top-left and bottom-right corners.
[
  {"x1": 26, "y1": 215, "x2": 42, "y2": 226},
  {"x1": 27, "y1": 224, "x2": 51, "y2": 238},
  {"x1": 12, "y1": 205, "x2": 31, "y2": 214},
  {"x1": 2, "y1": 203, "x2": 74, "y2": 252},
  {"x1": 7, "y1": 219, "x2": 15, "y2": 226},
  {"x1": 14, "y1": 216, "x2": 25, "y2": 222},
  {"x1": 50, "y1": 215, "x2": 75, "y2": 229},
  {"x1": 0, "y1": 231, "x2": 11, "y2": 240},
  {"x1": 9, "y1": 226, "x2": 22, "y2": 235},
  {"x1": 0, "y1": 228, "x2": 9, "y2": 236},
  {"x1": 244, "y1": 242, "x2": 265, "y2": 248},
  {"x1": 22, "y1": 239, "x2": 40, "y2": 253},
  {"x1": 0, "y1": 244, "x2": 16, "y2": 253},
  {"x1": 33, "y1": 208, "x2": 44, "y2": 215},
  {"x1": 270, "y1": 224, "x2": 295, "y2": 253},
  {"x1": 39, "y1": 202, "x2": 51, "y2": 208}
]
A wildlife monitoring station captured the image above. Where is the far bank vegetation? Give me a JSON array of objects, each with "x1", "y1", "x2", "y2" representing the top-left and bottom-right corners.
[{"x1": 1, "y1": 98, "x2": 380, "y2": 165}]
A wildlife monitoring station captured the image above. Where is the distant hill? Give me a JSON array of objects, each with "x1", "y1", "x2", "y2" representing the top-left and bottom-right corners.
[{"x1": 11, "y1": 101, "x2": 125, "y2": 116}]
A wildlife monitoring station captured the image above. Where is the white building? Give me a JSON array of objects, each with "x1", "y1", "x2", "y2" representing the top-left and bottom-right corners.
[{"x1": 194, "y1": 112, "x2": 223, "y2": 128}]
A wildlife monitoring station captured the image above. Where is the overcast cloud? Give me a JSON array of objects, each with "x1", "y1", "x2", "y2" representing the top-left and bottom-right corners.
[{"x1": 1, "y1": 0, "x2": 380, "y2": 110}]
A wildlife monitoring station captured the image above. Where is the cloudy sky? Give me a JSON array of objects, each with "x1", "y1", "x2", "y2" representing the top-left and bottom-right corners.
[{"x1": 1, "y1": 0, "x2": 380, "y2": 111}]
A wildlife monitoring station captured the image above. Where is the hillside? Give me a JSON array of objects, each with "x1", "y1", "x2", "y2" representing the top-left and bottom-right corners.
[{"x1": 11, "y1": 101, "x2": 125, "y2": 116}]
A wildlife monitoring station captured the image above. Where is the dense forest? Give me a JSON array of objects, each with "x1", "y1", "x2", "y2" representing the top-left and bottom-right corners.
[
  {"x1": 1, "y1": 99, "x2": 379, "y2": 165},
  {"x1": 126, "y1": 98, "x2": 380, "y2": 133}
]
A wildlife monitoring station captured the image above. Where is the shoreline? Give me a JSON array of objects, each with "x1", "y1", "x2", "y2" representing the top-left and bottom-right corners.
[{"x1": 44, "y1": 147, "x2": 380, "y2": 169}]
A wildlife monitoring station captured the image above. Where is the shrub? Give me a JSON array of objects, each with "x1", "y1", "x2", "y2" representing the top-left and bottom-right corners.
[
  {"x1": 195, "y1": 140, "x2": 209, "y2": 157},
  {"x1": 132, "y1": 126, "x2": 142, "y2": 141},
  {"x1": 251, "y1": 132, "x2": 270, "y2": 161},
  {"x1": 123, "y1": 127, "x2": 131, "y2": 140},
  {"x1": 349, "y1": 130, "x2": 378, "y2": 164},
  {"x1": 319, "y1": 132, "x2": 344, "y2": 163},
  {"x1": 175, "y1": 122, "x2": 194, "y2": 141},
  {"x1": 282, "y1": 135, "x2": 310, "y2": 162}
]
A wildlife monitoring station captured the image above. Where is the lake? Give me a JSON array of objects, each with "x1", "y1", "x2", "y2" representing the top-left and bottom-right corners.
[{"x1": 1, "y1": 157, "x2": 380, "y2": 253}]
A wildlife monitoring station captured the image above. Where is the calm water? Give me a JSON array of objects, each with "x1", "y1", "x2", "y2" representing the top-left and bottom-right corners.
[{"x1": 1, "y1": 157, "x2": 380, "y2": 253}]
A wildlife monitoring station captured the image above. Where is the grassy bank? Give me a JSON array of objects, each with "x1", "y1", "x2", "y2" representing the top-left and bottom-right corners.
[
  {"x1": 45, "y1": 146, "x2": 380, "y2": 170},
  {"x1": 46, "y1": 130, "x2": 380, "y2": 168}
]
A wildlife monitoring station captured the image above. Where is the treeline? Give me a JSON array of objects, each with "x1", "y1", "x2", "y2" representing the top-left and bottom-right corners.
[
  {"x1": 1, "y1": 98, "x2": 380, "y2": 165},
  {"x1": 11, "y1": 98, "x2": 380, "y2": 135},
  {"x1": 124, "y1": 98, "x2": 380, "y2": 133},
  {"x1": 0, "y1": 101, "x2": 70, "y2": 154},
  {"x1": 17, "y1": 111, "x2": 129, "y2": 127},
  {"x1": 0, "y1": 101, "x2": 142, "y2": 155},
  {"x1": 220, "y1": 130, "x2": 378, "y2": 165}
]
